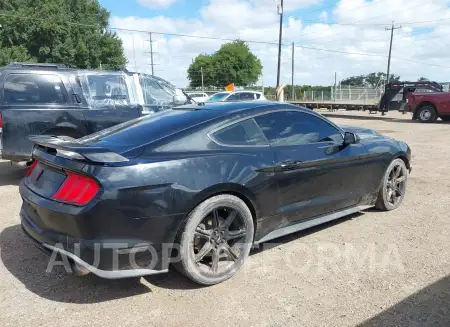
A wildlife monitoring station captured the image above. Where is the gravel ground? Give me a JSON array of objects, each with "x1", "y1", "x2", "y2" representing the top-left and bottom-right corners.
[{"x1": 0, "y1": 111, "x2": 449, "y2": 327}]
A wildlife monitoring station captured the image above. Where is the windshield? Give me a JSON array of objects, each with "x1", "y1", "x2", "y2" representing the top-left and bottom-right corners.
[
  {"x1": 139, "y1": 74, "x2": 175, "y2": 105},
  {"x1": 206, "y1": 93, "x2": 229, "y2": 102}
]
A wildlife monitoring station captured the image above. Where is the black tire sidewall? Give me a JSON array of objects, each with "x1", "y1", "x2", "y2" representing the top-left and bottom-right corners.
[{"x1": 178, "y1": 194, "x2": 254, "y2": 285}]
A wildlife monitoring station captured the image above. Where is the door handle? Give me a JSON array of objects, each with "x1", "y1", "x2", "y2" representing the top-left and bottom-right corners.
[{"x1": 280, "y1": 160, "x2": 301, "y2": 169}]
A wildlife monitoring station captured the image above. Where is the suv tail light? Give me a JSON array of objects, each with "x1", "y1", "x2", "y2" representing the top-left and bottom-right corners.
[
  {"x1": 52, "y1": 172, "x2": 99, "y2": 206},
  {"x1": 26, "y1": 160, "x2": 39, "y2": 177},
  {"x1": 0, "y1": 113, "x2": 3, "y2": 129}
]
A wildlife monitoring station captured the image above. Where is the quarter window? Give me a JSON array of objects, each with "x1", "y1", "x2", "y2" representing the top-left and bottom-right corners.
[
  {"x1": 254, "y1": 111, "x2": 343, "y2": 146},
  {"x1": 4, "y1": 74, "x2": 68, "y2": 104},
  {"x1": 212, "y1": 119, "x2": 267, "y2": 146}
]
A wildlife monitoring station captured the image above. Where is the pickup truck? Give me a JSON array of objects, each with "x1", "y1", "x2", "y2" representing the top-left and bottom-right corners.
[
  {"x1": 406, "y1": 92, "x2": 450, "y2": 123},
  {"x1": 0, "y1": 63, "x2": 187, "y2": 162}
]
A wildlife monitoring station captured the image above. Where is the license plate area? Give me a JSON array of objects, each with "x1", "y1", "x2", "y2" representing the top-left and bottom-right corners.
[{"x1": 25, "y1": 162, "x2": 67, "y2": 198}]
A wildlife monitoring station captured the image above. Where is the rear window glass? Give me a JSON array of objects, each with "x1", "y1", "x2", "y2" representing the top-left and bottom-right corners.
[
  {"x1": 77, "y1": 109, "x2": 221, "y2": 147},
  {"x1": 212, "y1": 119, "x2": 267, "y2": 146},
  {"x1": 77, "y1": 72, "x2": 135, "y2": 109},
  {"x1": 4, "y1": 74, "x2": 67, "y2": 104}
]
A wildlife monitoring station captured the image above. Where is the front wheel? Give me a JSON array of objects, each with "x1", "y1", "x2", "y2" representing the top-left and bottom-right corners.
[
  {"x1": 416, "y1": 105, "x2": 437, "y2": 123},
  {"x1": 375, "y1": 159, "x2": 408, "y2": 211},
  {"x1": 176, "y1": 194, "x2": 254, "y2": 285}
]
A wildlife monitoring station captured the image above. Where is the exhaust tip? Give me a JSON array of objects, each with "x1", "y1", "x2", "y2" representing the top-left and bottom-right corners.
[{"x1": 70, "y1": 260, "x2": 90, "y2": 277}]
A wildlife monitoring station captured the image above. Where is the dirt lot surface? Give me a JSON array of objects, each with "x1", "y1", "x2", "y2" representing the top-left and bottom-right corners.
[{"x1": 0, "y1": 111, "x2": 449, "y2": 327}]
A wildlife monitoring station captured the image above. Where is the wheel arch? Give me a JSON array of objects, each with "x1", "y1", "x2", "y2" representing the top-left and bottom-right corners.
[
  {"x1": 190, "y1": 183, "x2": 259, "y2": 225},
  {"x1": 173, "y1": 183, "x2": 260, "y2": 243},
  {"x1": 395, "y1": 154, "x2": 410, "y2": 170}
]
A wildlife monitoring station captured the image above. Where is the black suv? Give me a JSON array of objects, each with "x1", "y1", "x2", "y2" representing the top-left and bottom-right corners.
[{"x1": 0, "y1": 62, "x2": 185, "y2": 161}]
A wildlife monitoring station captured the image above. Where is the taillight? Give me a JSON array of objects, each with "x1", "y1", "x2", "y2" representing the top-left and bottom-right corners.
[
  {"x1": 26, "y1": 160, "x2": 39, "y2": 177},
  {"x1": 52, "y1": 172, "x2": 99, "y2": 206},
  {"x1": 0, "y1": 113, "x2": 2, "y2": 129}
]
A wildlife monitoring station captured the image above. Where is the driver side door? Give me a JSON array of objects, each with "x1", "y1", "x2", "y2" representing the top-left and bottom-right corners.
[{"x1": 254, "y1": 110, "x2": 370, "y2": 223}]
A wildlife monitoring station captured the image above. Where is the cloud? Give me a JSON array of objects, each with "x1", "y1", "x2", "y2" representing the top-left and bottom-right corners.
[
  {"x1": 319, "y1": 11, "x2": 328, "y2": 23},
  {"x1": 137, "y1": 0, "x2": 178, "y2": 9},
  {"x1": 111, "y1": 0, "x2": 450, "y2": 88}
]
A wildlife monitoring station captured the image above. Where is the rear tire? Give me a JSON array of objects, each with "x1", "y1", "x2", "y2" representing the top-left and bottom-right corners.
[
  {"x1": 416, "y1": 105, "x2": 437, "y2": 123},
  {"x1": 375, "y1": 159, "x2": 408, "y2": 211},
  {"x1": 176, "y1": 194, "x2": 254, "y2": 285}
]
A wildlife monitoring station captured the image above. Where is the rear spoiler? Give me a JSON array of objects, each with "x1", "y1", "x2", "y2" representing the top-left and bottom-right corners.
[{"x1": 29, "y1": 135, "x2": 129, "y2": 163}]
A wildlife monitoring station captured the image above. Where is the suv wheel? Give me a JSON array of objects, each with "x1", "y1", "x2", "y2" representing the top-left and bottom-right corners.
[
  {"x1": 176, "y1": 194, "x2": 254, "y2": 285},
  {"x1": 417, "y1": 105, "x2": 437, "y2": 123}
]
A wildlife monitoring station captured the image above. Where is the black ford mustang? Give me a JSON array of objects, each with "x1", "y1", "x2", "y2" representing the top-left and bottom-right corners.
[{"x1": 19, "y1": 101, "x2": 411, "y2": 285}]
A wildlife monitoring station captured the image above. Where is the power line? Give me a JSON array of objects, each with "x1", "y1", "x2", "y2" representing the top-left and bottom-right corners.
[
  {"x1": 297, "y1": 1, "x2": 424, "y2": 43},
  {"x1": 1, "y1": 10, "x2": 449, "y2": 70}
]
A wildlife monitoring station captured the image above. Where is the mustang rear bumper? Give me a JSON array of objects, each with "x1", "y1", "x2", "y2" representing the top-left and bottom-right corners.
[
  {"x1": 19, "y1": 179, "x2": 186, "y2": 279},
  {"x1": 21, "y1": 210, "x2": 169, "y2": 279}
]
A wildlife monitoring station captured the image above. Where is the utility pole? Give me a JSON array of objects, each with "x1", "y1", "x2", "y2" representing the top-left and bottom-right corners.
[
  {"x1": 276, "y1": 0, "x2": 283, "y2": 89},
  {"x1": 334, "y1": 72, "x2": 337, "y2": 102},
  {"x1": 385, "y1": 21, "x2": 401, "y2": 84},
  {"x1": 291, "y1": 42, "x2": 295, "y2": 101},
  {"x1": 383, "y1": 21, "x2": 401, "y2": 115},
  {"x1": 132, "y1": 34, "x2": 137, "y2": 71},
  {"x1": 149, "y1": 32, "x2": 155, "y2": 76},
  {"x1": 201, "y1": 67, "x2": 204, "y2": 92}
]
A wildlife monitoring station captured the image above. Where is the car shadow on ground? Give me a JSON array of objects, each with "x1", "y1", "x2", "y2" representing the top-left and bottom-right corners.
[
  {"x1": 0, "y1": 211, "x2": 373, "y2": 303},
  {"x1": 0, "y1": 224, "x2": 152, "y2": 303},
  {"x1": 0, "y1": 161, "x2": 27, "y2": 186},
  {"x1": 358, "y1": 274, "x2": 450, "y2": 326}
]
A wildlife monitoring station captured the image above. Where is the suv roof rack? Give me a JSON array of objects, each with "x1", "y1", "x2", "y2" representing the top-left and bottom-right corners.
[{"x1": 8, "y1": 62, "x2": 67, "y2": 69}]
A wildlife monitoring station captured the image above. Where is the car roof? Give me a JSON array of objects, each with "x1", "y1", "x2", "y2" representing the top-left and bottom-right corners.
[
  {"x1": 175, "y1": 100, "x2": 275, "y2": 112},
  {"x1": 174, "y1": 101, "x2": 315, "y2": 118},
  {"x1": 232, "y1": 90, "x2": 262, "y2": 94}
]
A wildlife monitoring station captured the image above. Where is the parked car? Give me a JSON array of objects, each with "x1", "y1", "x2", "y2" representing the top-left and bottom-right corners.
[
  {"x1": 0, "y1": 62, "x2": 185, "y2": 162},
  {"x1": 406, "y1": 91, "x2": 450, "y2": 123},
  {"x1": 20, "y1": 101, "x2": 411, "y2": 285},
  {"x1": 187, "y1": 92, "x2": 209, "y2": 102},
  {"x1": 207, "y1": 90, "x2": 266, "y2": 102}
]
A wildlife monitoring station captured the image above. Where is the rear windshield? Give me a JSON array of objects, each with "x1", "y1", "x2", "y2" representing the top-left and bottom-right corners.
[{"x1": 77, "y1": 109, "x2": 221, "y2": 151}]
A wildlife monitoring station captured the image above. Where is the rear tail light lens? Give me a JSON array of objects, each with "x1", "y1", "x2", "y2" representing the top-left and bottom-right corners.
[
  {"x1": 52, "y1": 172, "x2": 99, "y2": 206},
  {"x1": 0, "y1": 113, "x2": 3, "y2": 129},
  {"x1": 26, "y1": 160, "x2": 39, "y2": 177}
]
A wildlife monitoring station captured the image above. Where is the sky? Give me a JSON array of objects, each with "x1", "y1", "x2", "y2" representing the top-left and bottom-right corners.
[{"x1": 99, "y1": 0, "x2": 450, "y2": 88}]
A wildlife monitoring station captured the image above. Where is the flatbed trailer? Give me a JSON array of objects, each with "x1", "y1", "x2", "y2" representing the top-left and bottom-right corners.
[
  {"x1": 289, "y1": 81, "x2": 443, "y2": 114},
  {"x1": 288, "y1": 101, "x2": 378, "y2": 111}
]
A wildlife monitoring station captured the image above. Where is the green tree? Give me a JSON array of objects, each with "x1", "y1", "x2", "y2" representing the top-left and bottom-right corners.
[
  {"x1": 188, "y1": 40, "x2": 262, "y2": 88},
  {"x1": 418, "y1": 77, "x2": 429, "y2": 81},
  {"x1": 0, "y1": 0, "x2": 126, "y2": 69},
  {"x1": 341, "y1": 72, "x2": 400, "y2": 87},
  {"x1": 187, "y1": 54, "x2": 215, "y2": 88},
  {"x1": 340, "y1": 75, "x2": 365, "y2": 86}
]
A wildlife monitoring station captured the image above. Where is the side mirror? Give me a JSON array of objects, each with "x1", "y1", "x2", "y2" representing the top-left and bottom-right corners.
[
  {"x1": 343, "y1": 132, "x2": 358, "y2": 145},
  {"x1": 173, "y1": 95, "x2": 187, "y2": 105}
]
